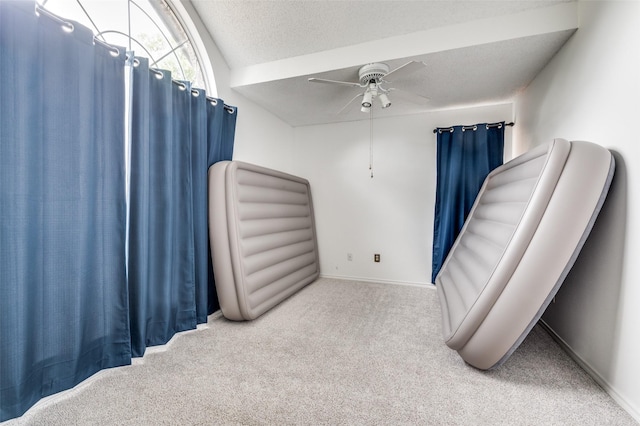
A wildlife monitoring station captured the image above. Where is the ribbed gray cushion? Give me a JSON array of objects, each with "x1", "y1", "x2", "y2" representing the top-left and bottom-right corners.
[
  {"x1": 209, "y1": 161, "x2": 320, "y2": 321},
  {"x1": 436, "y1": 139, "x2": 615, "y2": 369}
]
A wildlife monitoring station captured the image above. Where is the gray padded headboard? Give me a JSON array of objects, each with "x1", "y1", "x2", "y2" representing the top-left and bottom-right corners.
[
  {"x1": 436, "y1": 139, "x2": 615, "y2": 369},
  {"x1": 208, "y1": 161, "x2": 320, "y2": 321}
]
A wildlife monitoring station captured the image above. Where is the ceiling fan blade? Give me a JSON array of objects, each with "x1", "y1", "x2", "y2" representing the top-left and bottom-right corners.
[
  {"x1": 308, "y1": 77, "x2": 363, "y2": 88},
  {"x1": 336, "y1": 92, "x2": 363, "y2": 114},
  {"x1": 388, "y1": 88, "x2": 430, "y2": 105},
  {"x1": 383, "y1": 61, "x2": 426, "y2": 83}
]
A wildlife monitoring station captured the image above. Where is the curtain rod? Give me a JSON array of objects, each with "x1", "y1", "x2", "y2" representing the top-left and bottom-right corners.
[
  {"x1": 35, "y1": 3, "x2": 121, "y2": 57},
  {"x1": 206, "y1": 96, "x2": 236, "y2": 114},
  {"x1": 433, "y1": 121, "x2": 514, "y2": 134},
  {"x1": 112, "y1": 59, "x2": 237, "y2": 114},
  {"x1": 34, "y1": 2, "x2": 237, "y2": 115}
]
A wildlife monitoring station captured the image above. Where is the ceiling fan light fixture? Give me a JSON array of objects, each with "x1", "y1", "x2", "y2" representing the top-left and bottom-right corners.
[
  {"x1": 361, "y1": 91, "x2": 373, "y2": 108},
  {"x1": 379, "y1": 93, "x2": 391, "y2": 108},
  {"x1": 308, "y1": 61, "x2": 427, "y2": 114}
]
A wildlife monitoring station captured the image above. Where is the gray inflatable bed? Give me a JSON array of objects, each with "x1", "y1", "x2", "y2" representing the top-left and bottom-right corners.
[
  {"x1": 208, "y1": 161, "x2": 320, "y2": 321},
  {"x1": 435, "y1": 139, "x2": 615, "y2": 369}
]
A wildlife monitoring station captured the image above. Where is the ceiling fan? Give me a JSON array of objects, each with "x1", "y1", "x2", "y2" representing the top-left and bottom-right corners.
[{"x1": 308, "y1": 61, "x2": 429, "y2": 114}]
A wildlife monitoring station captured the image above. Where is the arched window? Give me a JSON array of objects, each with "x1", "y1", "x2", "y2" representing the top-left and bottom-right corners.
[{"x1": 38, "y1": 0, "x2": 211, "y2": 91}]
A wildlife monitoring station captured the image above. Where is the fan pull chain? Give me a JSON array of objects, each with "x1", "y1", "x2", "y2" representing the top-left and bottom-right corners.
[{"x1": 369, "y1": 108, "x2": 374, "y2": 178}]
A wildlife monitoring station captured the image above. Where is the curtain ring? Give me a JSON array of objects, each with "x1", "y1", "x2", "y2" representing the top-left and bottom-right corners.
[
  {"x1": 150, "y1": 68, "x2": 164, "y2": 79},
  {"x1": 93, "y1": 38, "x2": 119, "y2": 57},
  {"x1": 61, "y1": 21, "x2": 74, "y2": 34},
  {"x1": 173, "y1": 80, "x2": 187, "y2": 91},
  {"x1": 35, "y1": 4, "x2": 74, "y2": 34},
  {"x1": 191, "y1": 89, "x2": 200, "y2": 97}
]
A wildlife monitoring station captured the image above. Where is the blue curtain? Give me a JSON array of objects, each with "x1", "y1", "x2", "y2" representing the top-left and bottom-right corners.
[
  {"x1": 0, "y1": 2, "x2": 131, "y2": 421},
  {"x1": 206, "y1": 98, "x2": 237, "y2": 314},
  {"x1": 1, "y1": 3, "x2": 237, "y2": 419},
  {"x1": 128, "y1": 58, "x2": 236, "y2": 357},
  {"x1": 190, "y1": 88, "x2": 210, "y2": 324},
  {"x1": 431, "y1": 123, "x2": 504, "y2": 283},
  {"x1": 189, "y1": 89, "x2": 236, "y2": 322}
]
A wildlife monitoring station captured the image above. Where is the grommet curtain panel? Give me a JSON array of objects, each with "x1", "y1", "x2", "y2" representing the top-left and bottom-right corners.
[
  {"x1": 205, "y1": 97, "x2": 237, "y2": 315},
  {"x1": 431, "y1": 123, "x2": 504, "y2": 283},
  {"x1": 128, "y1": 59, "x2": 199, "y2": 357},
  {"x1": 0, "y1": 2, "x2": 237, "y2": 420},
  {"x1": 127, "y1": 59, "x2": 236, "y2": 357},
  {"x1": 0, "y1": 1, "x2": 131, "y2": 421}
]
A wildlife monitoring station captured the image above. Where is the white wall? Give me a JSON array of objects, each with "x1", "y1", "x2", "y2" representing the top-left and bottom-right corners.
[
  {"x1": 180, "y1": 0, "x2": 515, "y2": 287},
  {"x1": 515, "y1": 1, "x2": 640, "y2": 420},
  {"x1": 292, "y1": 104, "x2": 513, "y2": 285}
]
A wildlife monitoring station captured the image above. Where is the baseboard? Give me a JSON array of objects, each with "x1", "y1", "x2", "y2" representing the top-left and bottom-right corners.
[
  {"x1": 319, "y1": 273, "x2": 435, "y2": 290},
  {"x1": 7, "y1": 367, "x2": 118, "y2": 424},
  {"x1": 539, "y1": 320, "x2": 640, "y2": 423}
]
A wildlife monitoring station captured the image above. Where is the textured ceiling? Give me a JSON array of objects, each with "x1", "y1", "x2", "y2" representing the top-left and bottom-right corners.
[{"x1": 190, "y1": 0, "x2": 578, "y2": 126}]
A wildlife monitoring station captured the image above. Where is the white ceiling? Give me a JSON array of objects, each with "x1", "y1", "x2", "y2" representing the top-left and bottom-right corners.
[{"x1": 190, "y1": 0, "x2": 579, "y2": 127}]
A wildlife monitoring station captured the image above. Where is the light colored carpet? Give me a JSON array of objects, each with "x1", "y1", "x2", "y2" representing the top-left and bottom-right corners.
[{"x1": 5, "y1": 278, "x2": 636, "y2": 425}]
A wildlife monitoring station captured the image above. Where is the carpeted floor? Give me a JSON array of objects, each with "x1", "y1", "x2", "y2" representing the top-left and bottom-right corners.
[{"x1": 5, "y1": 278, "x2": 637, "y2": 425}]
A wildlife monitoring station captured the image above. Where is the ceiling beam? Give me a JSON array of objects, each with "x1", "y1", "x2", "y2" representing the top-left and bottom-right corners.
[{"x1": 229, "y1": 1, "x2": 578, "y2": 89}]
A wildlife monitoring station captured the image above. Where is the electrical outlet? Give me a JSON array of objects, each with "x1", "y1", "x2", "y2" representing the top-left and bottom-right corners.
[
  {"x1": 374, "y1": 254, "x2": 380, "y2": 263},
  {"x1": 347, "y1": 253, "x2": 353, "y2": 261}
]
